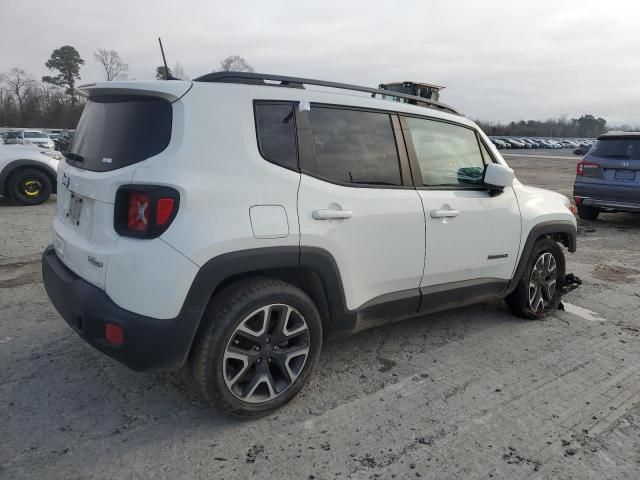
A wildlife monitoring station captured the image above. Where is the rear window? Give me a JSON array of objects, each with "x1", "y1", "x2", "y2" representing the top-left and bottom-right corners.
[
  {"x1": 590, "y1": 138, "x2": 640, "y2": 160},
  {"x1": 67, "y1": 95, "x2": 172, "y2": 172}
]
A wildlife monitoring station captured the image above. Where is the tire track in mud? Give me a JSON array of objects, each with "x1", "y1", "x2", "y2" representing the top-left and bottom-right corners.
[{"x1": 0, "y1": 257, "x2": 42, "y2": 288}]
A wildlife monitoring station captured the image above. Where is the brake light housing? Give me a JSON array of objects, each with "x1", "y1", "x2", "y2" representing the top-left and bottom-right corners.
[
  {"x1": 114, "y1": 185, "x2": 180, "y2": 238},
  {"x1": 576, "y1": 160, "x2": 599, "y2": 176}
]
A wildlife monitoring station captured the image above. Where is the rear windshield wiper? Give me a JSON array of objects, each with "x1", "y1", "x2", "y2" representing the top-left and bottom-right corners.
[{"x1": 64, "y1": 152, "x2": 84, "y2": 163}]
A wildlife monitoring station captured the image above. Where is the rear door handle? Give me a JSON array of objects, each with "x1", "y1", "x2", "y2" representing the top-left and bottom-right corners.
[
  {"x1": 312, "y1": 209, "x2": 353, "y2": 220},
  {"x1": 430, "y1": 209, "x2": 460, "y2": 218}
]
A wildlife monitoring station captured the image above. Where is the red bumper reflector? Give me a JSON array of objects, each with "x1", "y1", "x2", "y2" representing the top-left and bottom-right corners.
[
  {"x1": 156, "y1": 198, "x2": 175, "y2": 225},
  {"x1": 105, "y1": 323, "x2": 124, "y2": 346}
]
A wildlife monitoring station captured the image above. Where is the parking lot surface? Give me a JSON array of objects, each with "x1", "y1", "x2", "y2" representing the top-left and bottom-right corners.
[{"x1": 1, "y1": 153, "x2": 639, "y2": 479}]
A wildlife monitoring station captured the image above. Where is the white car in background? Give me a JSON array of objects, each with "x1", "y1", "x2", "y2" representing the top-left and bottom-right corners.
[
  {"x1": 0, "y1": 143, "x2": 61, "y2": 204},
  {"x1": 3, "y1": 130, "x2": 55, "y2": 149},
  {"x1": 23, "y1": 130, "x2": 56, "y2": 149}
]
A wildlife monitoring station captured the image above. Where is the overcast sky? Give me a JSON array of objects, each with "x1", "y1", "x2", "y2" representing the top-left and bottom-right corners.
[{"x1": 2, "y1": 0, "x2": 639, "y2": 124}]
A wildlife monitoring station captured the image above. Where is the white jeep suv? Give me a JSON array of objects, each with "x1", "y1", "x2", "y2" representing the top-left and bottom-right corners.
[{"x1": 42, "y1": 73, "x2": 578, "y2": 416}]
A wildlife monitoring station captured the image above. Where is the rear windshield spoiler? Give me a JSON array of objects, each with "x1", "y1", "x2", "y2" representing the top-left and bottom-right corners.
[{"x1": 78, "y1": 80, "x2": 193, "y2": 103}]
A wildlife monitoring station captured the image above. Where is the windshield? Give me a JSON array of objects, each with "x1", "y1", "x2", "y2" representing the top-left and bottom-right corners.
[
  {"x1": 590, "y1": 138, "x2": 640, "y2": 160},
  {"x1": 67, "y1": 95, "x2": 172, "y2": 172}
]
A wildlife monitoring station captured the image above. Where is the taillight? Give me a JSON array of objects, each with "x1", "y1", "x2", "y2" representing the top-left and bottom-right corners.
[
  {"x1": 127, "y1": 192, "x2": 150, "y2": 232},
  {"x1": 115, "y1": 185, "x2": 179, "y2": 238},
  {"x1": 576, "y1": 160, "x2": 599, "y2": 176}
]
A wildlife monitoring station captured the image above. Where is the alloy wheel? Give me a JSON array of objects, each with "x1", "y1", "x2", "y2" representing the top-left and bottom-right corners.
[
  {"x1": 528, "y1": 252, "x2": 558, "y2": 312},
  {"x1": 222, "y1": 304, "x2": 310, "y2": 403}
]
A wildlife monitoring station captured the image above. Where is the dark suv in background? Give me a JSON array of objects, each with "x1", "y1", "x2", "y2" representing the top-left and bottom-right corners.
[{"x1": 574, "y1": 131, "x2": 640, "y2": 220}]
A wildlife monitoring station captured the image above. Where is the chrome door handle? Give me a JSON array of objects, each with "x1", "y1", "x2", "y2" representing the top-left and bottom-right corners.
[
  {"x1": 430, "y1": 209, "x2": 460, "y2": 218},
  {"x1": 312, "y1": 209, "x2": 353, "y2": 220}
]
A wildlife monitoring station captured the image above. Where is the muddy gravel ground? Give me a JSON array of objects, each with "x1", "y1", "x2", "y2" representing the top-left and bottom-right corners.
[{"x1": 1, "y1": 154, "x2": 639, "y2": 479}]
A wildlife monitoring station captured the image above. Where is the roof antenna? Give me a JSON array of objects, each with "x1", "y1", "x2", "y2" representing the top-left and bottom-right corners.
[{"x1": 158, "y1": 37, "x2": 175, "y2": 80}]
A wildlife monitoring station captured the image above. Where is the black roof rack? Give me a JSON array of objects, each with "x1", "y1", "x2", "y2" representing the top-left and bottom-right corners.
[{"x1": 193, "y1": 72, "x2": 459, "y2": 115}]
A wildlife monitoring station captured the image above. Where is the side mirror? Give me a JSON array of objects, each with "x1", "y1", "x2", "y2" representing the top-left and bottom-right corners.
[{"x1": 484, "y1": 163, "x2": 515, "y2": 190}]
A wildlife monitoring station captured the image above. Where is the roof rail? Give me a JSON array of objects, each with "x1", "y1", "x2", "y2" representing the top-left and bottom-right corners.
[{"x1": 193, "y1": 72, "x2": 459, "y2": 115}]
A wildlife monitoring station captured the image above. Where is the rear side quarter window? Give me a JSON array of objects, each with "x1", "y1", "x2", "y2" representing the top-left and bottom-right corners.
[{"x1": 254, "y1": 102, "x2": 298, "y2": 171}]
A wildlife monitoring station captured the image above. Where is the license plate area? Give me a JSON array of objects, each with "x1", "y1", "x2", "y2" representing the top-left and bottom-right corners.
[
  {"x1": 614, "y1": 169, "x2": 636, "y2": 181},
  {"x1": 66, "y1": 193, "x2": 83, "y2": 225}
]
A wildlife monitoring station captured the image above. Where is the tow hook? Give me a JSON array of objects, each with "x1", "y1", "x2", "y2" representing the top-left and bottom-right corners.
[{"x1": 561, "y1": 273, "x2": 582, "y2": 296}]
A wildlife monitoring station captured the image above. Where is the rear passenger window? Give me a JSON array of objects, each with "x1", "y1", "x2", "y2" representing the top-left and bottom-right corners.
[
  {"x1": 307, "y1": 107, "x2": 402, "y2": 186},
  {"x1": 255, "y1": 103, "x2": 298, "y2": 170},
  {"x1": 405, "y1": 117, "x2": 485, "y2": 187}
]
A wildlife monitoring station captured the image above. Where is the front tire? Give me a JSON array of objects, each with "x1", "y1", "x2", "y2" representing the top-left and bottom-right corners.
[
  {"x1": 506, "y1": 238, "x2": 565, "y2": 319},
  {"x1": 577, "y1": 205, "x2": 599, "y2": 221},
  {"x1": 8, "y1": 168, "x2": 52, "y2": 205},
  {"x1": 191, "y1": 278, "x2": 323, "y2": 417}
]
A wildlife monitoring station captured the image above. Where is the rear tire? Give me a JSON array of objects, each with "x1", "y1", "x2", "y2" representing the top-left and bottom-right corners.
[
  {"x1": 577, "y1": 205, "x2": 599, "y2": 220},
  {"x1": 191, "y1": 277, "x2": 323, "y2": 417},
  {"x1": 8, "y1": 168, "x2": 52, "y2": 205},
  {"x1": 506, "y1": 238, "x2": 565, "y2": 320}
]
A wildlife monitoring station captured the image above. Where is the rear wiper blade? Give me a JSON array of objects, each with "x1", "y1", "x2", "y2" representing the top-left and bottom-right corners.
[{"x1": 64, "y1": 152, "x2": 84, "y2": 163}]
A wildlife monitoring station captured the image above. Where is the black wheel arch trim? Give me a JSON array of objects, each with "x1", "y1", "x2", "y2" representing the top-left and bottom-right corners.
[
  {"x1": 186, "y1": 246, "x2": 352, "y2": 338},
  {"x1": 0, "y1": 159, "x2": 58, "y2": 196},
  {"x1": 504, "y1": 220, "x2": 576, "y2": 296}
]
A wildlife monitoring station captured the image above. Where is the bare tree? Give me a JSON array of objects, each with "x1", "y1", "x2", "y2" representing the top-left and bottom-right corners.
[
  {"x1": 94, "y1": 48, "x2": 128, "y2": 81},
  {"x1": 172, "y1": 62, "x2": 188, "y2": 80},
  {"x1": 2, "y1": 68, "x2": 38, "y2": 119},
  {"x1": 218, "y1": 55, "x2": 254, "y2": 72}
]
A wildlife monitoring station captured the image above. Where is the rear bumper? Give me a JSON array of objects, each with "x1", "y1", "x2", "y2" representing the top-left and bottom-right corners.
[
  {"x1": 42, "y1": 245, "x2": 199, "y2": 371},
  {"x1": 574, "y1": 182, "x2": 640, "y2": 212},
  {"x1": 581, "y1": 199, "x2": 640, "y2": 212}
]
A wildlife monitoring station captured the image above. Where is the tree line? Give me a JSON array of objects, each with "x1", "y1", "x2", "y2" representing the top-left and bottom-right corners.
[
  {"x1": 475, "y1": 114, "x2": 612, "y2": 139},
  {"x1": 3, "y1": 48, "x2": 627, "y2": 137},
  {"x1": 1, "y1": 46, "x2": 253, "y2": 129}
]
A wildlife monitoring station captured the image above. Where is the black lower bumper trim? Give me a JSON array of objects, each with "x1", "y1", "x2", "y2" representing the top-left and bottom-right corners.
[
  {"x1": 583, "y1": 198, "x2": 640, "y2": 212},
  {"x1": 41, "y1": 245, "x2": 199, "y2": 371}
]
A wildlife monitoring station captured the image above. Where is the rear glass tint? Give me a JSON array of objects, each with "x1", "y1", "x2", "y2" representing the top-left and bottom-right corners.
[
  {"x1": 591, "y1": 138, "x2": 640, "y2": 160},
  {"x1": 67, "y1": 95, "x2": 172, "y2": 172},
  {"x1": 255, "y1": 102, "x2": 298, "y2": 170},
  {"x1": 307, "y1": 107, "x2": 402, "y2": 186}
]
